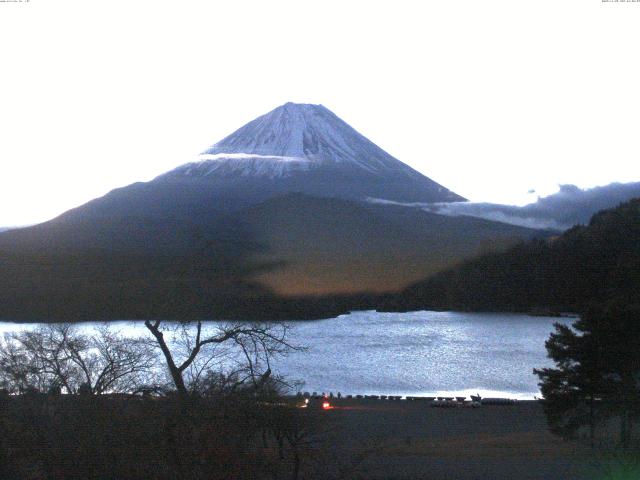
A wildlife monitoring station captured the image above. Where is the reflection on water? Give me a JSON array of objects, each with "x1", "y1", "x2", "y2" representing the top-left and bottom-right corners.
[{"x1": 0, "y1": 310, "x2": 573, "y2": 399}]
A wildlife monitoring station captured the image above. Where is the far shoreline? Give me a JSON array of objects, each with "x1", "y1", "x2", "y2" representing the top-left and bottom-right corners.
[{"x1": 0, "y1": 307, "x2": 580, "y2": 324}]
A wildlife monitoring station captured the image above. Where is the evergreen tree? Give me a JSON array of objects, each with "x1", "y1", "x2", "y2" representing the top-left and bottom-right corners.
[{"x1": 535, "y1": 302, "x2": 640, "y2": 449}]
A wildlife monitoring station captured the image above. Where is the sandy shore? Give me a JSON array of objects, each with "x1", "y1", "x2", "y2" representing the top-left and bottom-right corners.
[{"x1": 307, "y1": 399, "x2": 596, "y2": 480}]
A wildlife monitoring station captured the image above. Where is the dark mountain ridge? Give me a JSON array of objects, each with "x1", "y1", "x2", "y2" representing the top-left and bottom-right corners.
[
  {"x1": 384, "y1": 198, "x2": 640, "y2": 314},
  {"x1": 0, "y1": 192, "x2": 550, "y2": 321}
]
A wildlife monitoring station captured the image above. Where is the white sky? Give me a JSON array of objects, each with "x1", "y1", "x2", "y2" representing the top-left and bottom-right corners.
[{"x1": 1, "y1": 0, "x2": 639, "y2": 226}]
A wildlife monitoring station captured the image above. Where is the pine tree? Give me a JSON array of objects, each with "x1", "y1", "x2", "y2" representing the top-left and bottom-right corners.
[{"x1": 534, "y1": 301, "x2": 640, "y2": 449}]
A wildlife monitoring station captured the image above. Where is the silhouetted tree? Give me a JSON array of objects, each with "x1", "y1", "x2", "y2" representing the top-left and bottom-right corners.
[
  {"x1": 143, "y1": 320, "x2": 302, "y2": 396},
  {"x1": 535, "y1": 302, "x2": 640, "y2": 449},
  {"x1": 0, "y1": 324, "x2": 157, "y2": 394}
]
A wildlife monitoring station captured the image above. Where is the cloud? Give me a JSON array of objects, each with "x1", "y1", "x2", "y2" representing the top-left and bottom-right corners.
[
  {"x1": 368, "y1": 181, "x2": 640, "y2": 230},
  {"x1": 0, "y1": 226, "x2": 29, "y2": 233}
]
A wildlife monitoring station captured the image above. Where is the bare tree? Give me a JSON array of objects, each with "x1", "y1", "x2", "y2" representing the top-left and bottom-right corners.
[
  {"x1": 0, "y1": 324, "x2": 158, "y2": 394},
  {"x1": 0, "y1": 335, "x2": 45, "y2": 393},
  {"x1": 143, "y1": 320, "x2": 302, "y2": 396}
]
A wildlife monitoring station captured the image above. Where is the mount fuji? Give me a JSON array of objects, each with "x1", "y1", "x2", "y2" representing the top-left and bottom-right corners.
[
  {"x1": 0, "y1": 103, "x2": 550, "y2": 321},
  {"x1": 159, "y1": 102, "x2": 465, "y2": 204}
]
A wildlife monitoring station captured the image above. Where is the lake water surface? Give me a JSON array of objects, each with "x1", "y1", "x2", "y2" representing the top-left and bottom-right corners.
[{"x1": 0, "y1": 310, "x2": 574, "y2": 399}]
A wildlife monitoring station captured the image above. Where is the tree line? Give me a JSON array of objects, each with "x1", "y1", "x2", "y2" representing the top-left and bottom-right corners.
[
  {"x1": 389, "y1": 198, "x2": 640, "y2": 314},
  {"x1": 0, "y1": 320, "x2": 300, "y2": 397}
]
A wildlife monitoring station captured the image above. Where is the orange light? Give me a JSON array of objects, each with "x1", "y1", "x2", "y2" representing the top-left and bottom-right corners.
[{"x1": 322, "y1": 402, "x2": 331, "y2": 409}]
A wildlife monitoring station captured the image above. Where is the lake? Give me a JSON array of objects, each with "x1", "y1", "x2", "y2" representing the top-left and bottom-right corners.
[{"x1": 0, "y1": 310, "x2": 574, "y2": 399}]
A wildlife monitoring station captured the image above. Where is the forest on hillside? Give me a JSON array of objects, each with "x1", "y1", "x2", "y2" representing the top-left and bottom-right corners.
[{"x1": 384, "y1": 199, "x2": 640, "y2": 314}]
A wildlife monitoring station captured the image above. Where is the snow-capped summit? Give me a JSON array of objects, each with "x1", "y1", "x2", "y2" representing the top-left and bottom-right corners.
[
  {"x1": 161, "y1": 103, "x2": 465, "y2": 203},
  {"x1": 197, "y1": 102, "x2": 421, "y2": 177}
]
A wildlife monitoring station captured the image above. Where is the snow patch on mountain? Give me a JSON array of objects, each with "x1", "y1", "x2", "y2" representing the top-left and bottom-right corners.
[
  {"x1": 199, "y1": 153, "x2": 307, "y2": 162},
  {"x1": 171, "y1": 153, "x2": 312, "y2": 179}
]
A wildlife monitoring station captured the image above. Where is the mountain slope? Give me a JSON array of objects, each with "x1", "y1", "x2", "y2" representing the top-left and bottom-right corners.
[
  {"x1": 0, "y1": 192, "x2": 549, "y2": 320},
  {"x1": 234, "y1": 193, "x2": 549, "y2": 295},
  {"x1": 387, "y1": 198, "x2": 640, "y2": 313}
]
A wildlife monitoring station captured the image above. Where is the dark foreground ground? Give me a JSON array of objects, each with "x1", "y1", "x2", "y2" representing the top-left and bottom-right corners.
[
  {"x1": 1, "y1": 394, "x2": 630, "y2": 479},
  {"x1": 315, "y1": 399, "x2": 598, "y2": 480}
]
